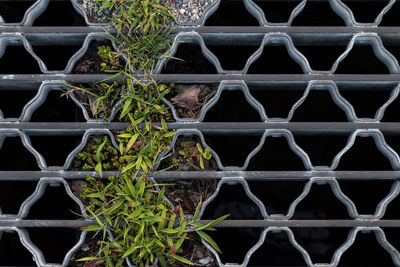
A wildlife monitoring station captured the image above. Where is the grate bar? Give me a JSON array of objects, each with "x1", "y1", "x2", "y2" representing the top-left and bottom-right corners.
[
  {"x1": 0, "y1": 171, "x2": 400, "y2": 180},
  {"x1": 4, "y1": 74, "x2": 400, "y2": 83},
  {"x1": 3, "y1": 26, "x2": 400, "y2": 34},
  {"x1": 1, "y1": 219, "x2": 400, "y2": 228},
  {"x1": 2, "y1": 122, "x2": 400, "y2": 134}
]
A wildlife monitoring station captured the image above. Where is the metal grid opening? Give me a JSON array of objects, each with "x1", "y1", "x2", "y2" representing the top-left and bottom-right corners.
[{"x1": 3, "y1": 0, "x2": 400, "y2": 266}]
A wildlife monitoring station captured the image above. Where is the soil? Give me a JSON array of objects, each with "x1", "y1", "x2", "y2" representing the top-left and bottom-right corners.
[
  {"x1": 72, "y1": 40, "x2": 115, "y2": 74},
  {"x1": 157, "y1": 135, "x2": 218, "y2": 214},
  {"x1": 68, "y1": 233, "x2": 105, "y2": 267},
  {"x1": 167, "y1": 84, "x2": 218, "y2": 119},
  {"x1": 161, "y1": 178, "x2": 218, "y2": 214},
  {"x1": 158, "y1": 136, "x2": 218, "y2": 171},
  {"x1": 171, "y1": 233, "x2": 218, "y2": 267}
]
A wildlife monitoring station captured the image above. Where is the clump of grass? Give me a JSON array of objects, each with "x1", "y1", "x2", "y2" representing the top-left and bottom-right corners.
[
  {"x1": 117, "y1": 31, "x2": 174, "y2": 75},
  {"x1": 68, "y1": 0, "x2": 229, "y2": 266},
  {"x1": 95, "y1": 0, "x2": 174, "y2": 33},
  {"x1": 94, "y1": 0, "x2": 175, "y2": 75},
  {"x1": 75, "y1": 136, "x2": 121, "y2": 172},
  {"x1": 79, "y1": 174, "x2": 227, "y2": 267}
]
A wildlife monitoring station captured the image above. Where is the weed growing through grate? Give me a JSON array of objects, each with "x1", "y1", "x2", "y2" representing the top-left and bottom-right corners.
[
  {"x1": 79, "y1": 174, "x2": 227, "y2": 266},
  {"x1": 74, "y1": 136, "x2": 122, "y2": 172},
  {"x1": 67, "y1": 0, "x2": 228, "y2": 266},
  {"x1": 172, "y1": 141, "x2": 213, "y2": 170}
]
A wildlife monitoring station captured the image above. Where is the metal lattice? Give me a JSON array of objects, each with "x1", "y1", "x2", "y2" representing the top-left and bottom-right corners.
[{"x1": 2, "y1": 0, "x2": 400, "y2": 266}]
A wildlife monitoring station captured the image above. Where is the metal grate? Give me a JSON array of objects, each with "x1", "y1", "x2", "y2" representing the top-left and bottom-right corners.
[{"x1": 2, "y1": 0, "x2": 400, "y2": 266}]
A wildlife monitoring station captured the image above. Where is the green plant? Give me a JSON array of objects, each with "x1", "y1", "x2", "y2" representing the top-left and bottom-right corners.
[
  {"x1": 97, "y1": 45, "x2": 122, "y2": 71},
  {"x1": 173, "y1": 142, "x2": 212, "y2": 170},
  {"x1": 95, "y1": 0, "x2": 174, "y2": 34},
  {"x1": 118, "y1": 78, "x2": 171, "y2": 121},
  {"x1": 116, "y1": 31, "x2": 174, "y2": 75},
  {"x1": 94, "y1": 0, "x2": 175, "y2": 76},
  {"x1": 75, "y1": 136, "x2": 122, "y2": 175},
  {"x1": 116, "y1": 119, "x2": 175, "y2": 174},
  {"x1": 67, "y1": 82, "x2": 125, "y2": 120},
  {"x1": 67, "y1": 0, "x2": 229, "y2": 265},
  {"x1": 79, "y1": 174, "x2": 228, "y2": 267}
]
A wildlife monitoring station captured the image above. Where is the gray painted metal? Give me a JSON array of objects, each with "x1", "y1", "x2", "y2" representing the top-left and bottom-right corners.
[{"x1": 2, "y1": 0, "x2": 400, "y2": 266}]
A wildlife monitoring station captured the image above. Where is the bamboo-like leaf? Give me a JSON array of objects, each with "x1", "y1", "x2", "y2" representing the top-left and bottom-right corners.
[
  {"x1": 127, "y1": 133, "x2": 139, "y2": 149},
  {"x1": 170, "y1": 254, "x2": 193, "y2": 265},
  {"x1": 194, "y1": 214, "x2": 230, "y2": 231},
  {"x1": 120, "y1": 96, "x2": 133, "y2": 119},
  {"x1": 76, "y1": 256, "x2": 102, "y2": 262},
  {"x1": 122, "y1": 245, "x2": 142, "y2": 258},
  {"x1": 192, "y1": 198, "x2": 202, "y2": 222},
  {"x1": 161, "y1": 118, "x2": 168, "y2": 131},
  {"x1": 95, "y1": 161, "x2": 103, "y2": 178},
  {"x1": 197, "y1": 230, "x2": 222, "y2": 253}
]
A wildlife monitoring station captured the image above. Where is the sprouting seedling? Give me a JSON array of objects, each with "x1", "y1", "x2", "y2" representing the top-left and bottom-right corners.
[
  {"x1": 177, "y1": 142, "x2": 212, "y2": 169},
  {"x1": 94, "y1": 138, "x2": 107, "y2": 178}
]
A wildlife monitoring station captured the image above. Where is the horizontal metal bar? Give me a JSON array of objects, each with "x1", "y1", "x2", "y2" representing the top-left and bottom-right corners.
[
  {"x1": 2, "y1": 122, "x2": 400, "y2": 134},
  {"x1": 1, "y1": 219, "x2": 400, "y2": 228},
  {"x1": 0, "y1": 26, "x2": 107, "y2": 33},
  {"x1": 0, "y1": 219, "x2": 94, "y2": 228},
  {"x1": 155, "y1": 171, "x2": 400, "y2": 180},
  {"x1": 199, "y1": 219, "x2": 400, "y2": 228},
  {"x1": 3, "y1": 74, "x2": 400, "y2": 83},
  {"x1": 193, "y1": 26, "x2": 400, "y2": 35},
  {"x1": 0, "y1": 171, "x2": 400, "y2": 180},
  {"x1": 3, "y1": 27, "x2": 400, "y2": 46},
  {"x1": 3, "y1": 26, "x2": 400, "y2": 34}
]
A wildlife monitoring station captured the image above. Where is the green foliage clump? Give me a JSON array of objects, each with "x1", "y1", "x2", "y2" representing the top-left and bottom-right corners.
[
  {"x1": 76, "y1": 137, "x2": 121, "y2": 173},
  {"x1": 97, "y1": 46, "x2": 121, "y2": 72},
  {"x1": 69, "y1": 82, "x2": 125, "y2": 120},
  {"x1": 94, "y1": 0, "x2": 175, "y2": 75},
  {"x1": 118, "y1": 79, "x2": 171, "y2": 122},
  {"x1": 173, "y1": 142, "x2": 212, "y2": 170},
  {"x1": 119, "y1": 31, "x2": 174, "y2": 75},
  {"x1": 79, "y1": 175, "x2": 227, "y2": 267},
  {"x1": 68, "y1": 0, "x2": 229, "y2": 266},
  {"x1": 117, "y1": 120, "x2": 174, "y2": 174},
  {"x1": 95, "y1": 0, "x2": 174, "y2": 33}
]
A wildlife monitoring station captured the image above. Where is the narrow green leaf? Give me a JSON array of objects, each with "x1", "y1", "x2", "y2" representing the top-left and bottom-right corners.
[
  {"x1": 170, "y1": 254, "x2": 193, "y2": 265},
  {"x1": 161, "y1": 118, "x2": 168, "y2": 131},
  {"x1": 95, "y1": 161, "x2": 103, "y2": 178},
  {"x1": 76, "y1": 257, "x2": 101, "y2": 262},
  {"x1": 192, "y1": 198, "x2": 202, "y2": 222},
  {"x1": 127, "y1": 133, "x2": 139, "y2": 149},
  {"x1": 197, "y1": 230, "x2": 222, "y2": 253},
  {"x1": 121, "y1": 245, "x2": 141, "y2": 258}
]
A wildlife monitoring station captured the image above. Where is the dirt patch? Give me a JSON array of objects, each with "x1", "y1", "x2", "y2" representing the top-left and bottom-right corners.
[
  {"x1": 68, "y1": 82, "x2": 124, "y2": 120},
  {"x1": 167, "y1": 84, "x2": 217, "y2": 119},
  {"x1": 161, "y1": 179, "x2": 218, "y2": 214},
  {"x1": 70, "y1": 136, "x2": 120, "y2": 171},
  {"x1": 68, "y1": 233, "x2": 104, "y2": 267},
  {"x1": 172, "y1": 233, "x2": 218, "y2": 267},
  {"x1": 73, "y1": 40, "x2": 117, "y2": 74},
  {"x1": 158, "y1": 136, "x2": 218, "y2": 171}
]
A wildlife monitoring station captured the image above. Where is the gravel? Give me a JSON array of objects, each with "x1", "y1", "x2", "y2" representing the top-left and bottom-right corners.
[
  {"x1": 164, "y1": 0, "x2": 217, "y2": 25},
  {"x1": 73, "y1": 0, "x2": 111, "y2": 23},
  {"x1": 74, "y1": 0, "x2": 216, "y2": 25}
]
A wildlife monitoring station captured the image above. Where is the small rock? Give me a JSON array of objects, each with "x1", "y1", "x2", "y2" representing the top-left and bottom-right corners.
[
  {"x1": 81, "y1": 243, "x2": 90, "y2": 252},
  {"x1": 199, "y1": 256, "x2": 211, "y2": 265}
]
